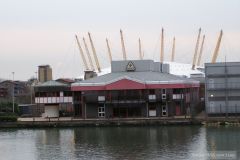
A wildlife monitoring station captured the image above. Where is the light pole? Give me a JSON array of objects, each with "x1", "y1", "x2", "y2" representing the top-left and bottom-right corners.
[
  {"x1": 30, "y1": 82, "x2": 33, "y2": 104},
  {"x1": 12, "y1": 72, "x2": 15, "y2": 113},
  {"x1": 35, "y1": 71, "x2": 38, "y2": 82}
]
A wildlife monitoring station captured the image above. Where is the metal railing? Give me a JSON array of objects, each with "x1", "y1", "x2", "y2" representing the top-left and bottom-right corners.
[
  {"x1": 207, "y1": 105, "x2": 240, "y2": 114},
  {"x1": 207, "y1": 82, "x2": 240, "y2": 90}
]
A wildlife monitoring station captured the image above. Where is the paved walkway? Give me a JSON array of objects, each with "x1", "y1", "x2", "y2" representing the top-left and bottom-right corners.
[
  {"x1": 18, "y1": 117, "x2": 74, "y2": 122},
  {"x1": 18, "y1": 116, "x2": 192, "y2": 122}
]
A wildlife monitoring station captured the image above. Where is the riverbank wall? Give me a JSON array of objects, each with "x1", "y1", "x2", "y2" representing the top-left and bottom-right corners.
[
  {"x1": 0, "y1": 118, "x2": 201, "y2": 128},
  {"x1": 1, "y1": 117, "x2": 240, "y2": 128}
]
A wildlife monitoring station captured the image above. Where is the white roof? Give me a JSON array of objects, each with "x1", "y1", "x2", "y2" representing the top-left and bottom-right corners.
[{"x1": 77, "y1": 62, "x2": 204, "y2": 79}]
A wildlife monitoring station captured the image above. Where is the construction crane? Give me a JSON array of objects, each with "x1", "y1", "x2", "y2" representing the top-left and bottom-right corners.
[
  {"x1": 192, "y1": 28, "x2": 201, "y2": 70},
  {"x1": 197, "y1": 35, "x2": 205, "y2": 66},
  {"x1": 211, "y1": 30, "x2": 223, "y2": 63},
  {"x1": 160, "y1": 28, "x2": 164, "y2": 63},
  {"x1": 138, "y1": 38, "x2": 143, "y2": 60},
  {"x1": 75, "y1": 35, "x2": 89, "y2": 71},
  {"x1": 120, "y1": 29, "x2": 127, "y2": 60},
  {"x1": 83, "y1": 37, "x2": 95, "y2": 71},
  {"x1": 171, "y1": 37, "x2": 175, "y2": 62},
  {"x1": 88, "y1": 32, "x2": 101, "y2": 72},
  {"x1": 106, "y1": 38, "x2": 112, "y2": 62}
]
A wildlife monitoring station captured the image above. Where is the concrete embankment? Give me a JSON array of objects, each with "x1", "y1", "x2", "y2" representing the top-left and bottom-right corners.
[
  {"x1": 201, "y1": 117, "x2": 240, "y2": 126},
  {"x1": 0, "y1": 118, "x2": 201, "y2": 128},
  {"x1": 1, "y1": 117, "x2": 240, "y2": 128}
]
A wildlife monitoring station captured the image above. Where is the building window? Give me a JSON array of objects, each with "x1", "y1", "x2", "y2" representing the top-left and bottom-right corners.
[
  {"x1": 149, "y1": 89, "x2": 155, "y2": 94},
  {"x1": 98, "y1": 104, "x2": 105, "y2": 118},
  {"x1": 162, "y1": 105, "x2": 167, "y2": 116},
  {"x1": 162, "y1": 89, "x2": 166, "y2": 94},
  {"x1": 64, "y1": 91, "x2": 72, "y2": 97},
  {"x1": 209, "y1": 79, "x2": 214, "y2": 89}
]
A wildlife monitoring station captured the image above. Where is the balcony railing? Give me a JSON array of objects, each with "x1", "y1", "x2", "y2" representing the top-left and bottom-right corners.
[
  {"x1": 207, "y1": 105, "x2": 240, "y2": 114},
  {"x1": 35, "y1": 96, "x2": 73, "y2": 104},
  {"x1": 172, "y1": 94, "x2": 184, "y2": 100},
  {"x1": 207, "y1": 82, "x2": 240, "y2": 90},
  {"x1": 148, "y1": 95, "x2": 156, "y2": 101}
]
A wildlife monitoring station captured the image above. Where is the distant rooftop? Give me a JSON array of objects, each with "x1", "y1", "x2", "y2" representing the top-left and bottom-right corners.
[
  {"x1": 38, "y1": 65, "x2": 51, "y2": 68},
  {"x1": 56, "y1": 78, "x2": 75, "y2": 84},
  {"x1": 36, "y1": 80, "x2": 68, "y2": 87},
  {"x1": 34, "y1": 80, "x2": 70, "y2": 92}
]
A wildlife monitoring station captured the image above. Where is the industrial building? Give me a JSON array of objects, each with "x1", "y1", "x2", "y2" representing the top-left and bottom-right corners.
[
  {"x1": 38, "y1": 65, "x2": 53, "y2": 83},
  {"x1": 205, "y1": 62, "x2": 240, "y2": 116},
  {"x1": 72, "y1": 60, "x2": 200, "y2": 119}
]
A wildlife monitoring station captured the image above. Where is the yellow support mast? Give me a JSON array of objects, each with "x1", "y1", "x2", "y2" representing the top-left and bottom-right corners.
[
  {"x1": 106, "y1": 38, "x2": 112, "y2": 62},
  {"x1": 139, "y1": 38, "x2": 143, "y2": 60},
  {"x1": 171, "y1": 37, "x2": 175, "y2": 62},
  {"x1": 160, "y1": 28, "x2": 164, "y2": 63},
  {"x1": 120, "y1": 29, "x2": 127, "y2": 60},
  {"x1": 211, "y1": 30, "x2": 223, "y2": 63},
  {"x1": 197, "y1": 35, "x2": 205, "y2": 66},
  {"x1": 75, "y1": 35, "x2": 89, "y2": 71},
  {"x1": 83, "y1": 37, "x2": 95, "y2": 71},
  {"x1": 88, "y1": 32, "x2": 101, "y2": 72},
  {"x1": 192, "y1": 28, "x2": 201, "y2": 70}
]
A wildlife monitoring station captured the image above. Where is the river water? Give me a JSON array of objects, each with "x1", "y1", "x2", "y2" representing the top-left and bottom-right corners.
[{"x1": 0, "y1": 126, "x2": 239, "y2": 160}]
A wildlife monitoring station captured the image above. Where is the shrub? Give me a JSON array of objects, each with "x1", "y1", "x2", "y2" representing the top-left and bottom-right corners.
[
  {"x1": 0, "y1": 102, "x2": 19, "y2": 115},
  {"x1": 0, "y1": 115, "x2": 17, "y2": 122},
  {"x1": 0, "y1": 113, "x2": 18, "y2": 122}
]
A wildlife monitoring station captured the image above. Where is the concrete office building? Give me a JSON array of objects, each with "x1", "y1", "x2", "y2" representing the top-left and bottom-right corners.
[
  {"x1": 72, "y1": 60, "x2": 200, "y2": 119},
  {"x1": 38, "y1": 65, "x2": 52, "y2": 83},
  {"x1": 205, "y1": 62, "x2": 240, "y2": 116}
]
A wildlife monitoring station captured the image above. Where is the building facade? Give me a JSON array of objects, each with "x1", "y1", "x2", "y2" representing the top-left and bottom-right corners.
[
  {"x1": 0, "y1": 80, "x2": 31, "y2": 104},
  {"x1": 34, "y1": 81, "x2": 73, "y2": 117},
  {"x1": 38, "y1": 65, "x2": 52, "y2": 83},
  {"x1": 72, "y1": 60, "x2": 200, "y2": 119},
  {"x1": 205, "y1": 62, "x2": 240, "y2": 116}
]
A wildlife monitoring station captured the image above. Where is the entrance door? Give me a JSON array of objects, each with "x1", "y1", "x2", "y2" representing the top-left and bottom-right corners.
[
  {"x1": 175, "y1": 105, "x2": 181, "y2": 116},
  {"x1": 98, "y1": 104, "x2": 105, "y2": 118},
  {"x1": 149, "y1": 105, "x2": 156, "y2": 117}
]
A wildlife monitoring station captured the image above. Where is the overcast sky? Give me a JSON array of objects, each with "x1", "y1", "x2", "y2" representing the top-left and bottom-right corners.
[{"x1": 0, "y1": 0, "x2": 240, "y2": 80}]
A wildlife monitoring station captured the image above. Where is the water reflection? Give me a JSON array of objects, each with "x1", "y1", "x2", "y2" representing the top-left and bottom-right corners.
[
  {"x1": 34, "y1": 129, "x2": 76, "y2": 160},
  {"x1": 72, "y1": 126, "x2": 202, "y2": 159},
  {"x1": 0, "y1": 126, "x2": 239, "y2": 160},
  {"x1": 206, "y1": 127, "x2": 240, "y2": 155}
]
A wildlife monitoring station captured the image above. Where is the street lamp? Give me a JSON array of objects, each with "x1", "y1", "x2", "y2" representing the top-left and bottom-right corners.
[
  {"x1": 35, "y1": 71, "x2": 38, "y2": 82},
  {"x1": 12, "y1": 72, "x2": 15, "y2": 113}
]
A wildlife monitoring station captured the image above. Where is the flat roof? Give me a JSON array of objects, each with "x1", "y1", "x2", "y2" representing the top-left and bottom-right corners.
[{"x1": 205, "y1": 62, "x2": 240, "y2": 67}]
